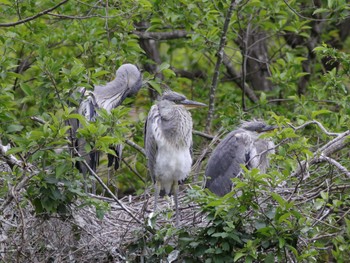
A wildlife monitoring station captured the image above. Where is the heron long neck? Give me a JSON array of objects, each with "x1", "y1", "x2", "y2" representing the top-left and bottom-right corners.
[
  {"x1": 94, "y1": 80, "x2": 123, "y2": 112},
  {"x1": 159, "y1": 105, "x2": 192, "y2": 148}
]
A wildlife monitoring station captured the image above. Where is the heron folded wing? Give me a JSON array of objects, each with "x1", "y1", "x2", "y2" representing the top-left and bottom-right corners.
[
  {"x1": 144, "y1": 104, "x2": 160, "y2": 183},
  {"x1": 205, "y1": 131, "x2": 250, "y2": 196}
]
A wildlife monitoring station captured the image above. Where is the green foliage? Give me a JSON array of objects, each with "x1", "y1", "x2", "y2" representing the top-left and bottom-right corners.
[{"x1": 1, "y1": 0, "x2": 350, "y2": 261}]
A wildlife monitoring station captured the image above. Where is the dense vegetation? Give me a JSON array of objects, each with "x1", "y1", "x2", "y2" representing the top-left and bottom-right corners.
[{"x1": 1, "y1": 0, "x2": 349, "y2": 262}]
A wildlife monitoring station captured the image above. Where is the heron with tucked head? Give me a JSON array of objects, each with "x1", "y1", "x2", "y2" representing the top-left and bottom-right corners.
[
  {"x1": 74, "y1": 64, "x2": 142, "y2": 193},
  {"x1": 144, "y1": 90, "x2": 206, "y2": 226},
  {"x1": 205, "y1": 120, "x2": 276, "y2": 196}
]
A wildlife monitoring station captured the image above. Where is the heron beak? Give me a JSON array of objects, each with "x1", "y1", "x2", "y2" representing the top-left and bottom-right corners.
[{"x1": 180, "y1": 99, "x2": 207, "y2": 109}]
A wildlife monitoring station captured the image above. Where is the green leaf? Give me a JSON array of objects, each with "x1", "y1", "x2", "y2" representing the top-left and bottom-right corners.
[
  {"x1": 158, "y1": 62, "x2": 170, "y2": 72},
  {"x1": 7, "y1": 124, "x2": 24, "y2": 133},
  {"x1": 212, "y1": 232, "x2": 229, "y2": 238},
  {"x1": 20, "y1": 83, "x2": 33, "y2": 96},
  {"x1": 162, "y1": 68, "x2": 176, "y2": 78},
  {"x1": 234, "y1": 252, "x2": 245, "y2": 262},
  {"x1": 264, "y1": 253, "x2": 275, "y2": 263},
  {"x1": 278, "y1": 237, "x2": 286, "y2": 248},
  {"x1": 313, "y1": 8, "x2": 329, "y2": 15},
  {"x1": 271, "y1": 193, "x2": 286, "y2": 206},
  {"x1": 311, "y1": 110, "x2": 332, "y2": 118},
  {"x1": 6, "y1": 146, "x2": 24, "y2": 155},
  {"x1": 92, "y1": 70, "x2": 110, "y2": 78},
  {"x1": 66, "y1": 114, "x2": 88, "y2": 126},
  {"x1": 148, "y1": 80, "x2": 162, "y2": 94}
]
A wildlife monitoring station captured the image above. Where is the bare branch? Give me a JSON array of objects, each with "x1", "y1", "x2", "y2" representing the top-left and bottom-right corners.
[
  {"x1": 133, "y1": 30, "x2": 190, "y2": 40},
  {"x1": 30, "y1": 116, "x2": 46, "y2": 124},
  {"x1": 193, "y1": 130, "x2": 215, "y2": 140},
  {"x1": 288, "y1": 120, "x2": 340, "y2": 136},
  {"x1": 289, "y1": 120, "x2": 350, "y2": 179},
  {"x1": 0, "y1": 143, "x2": 37, "y2": 211},
  {"x1": 47, "y1": 12, "x2": 120, "y2": 20},
  {"x1": 315, "y1": 155, "x2": 350, "y2": 178},
  {"x1": 73, "y1": 148, "x2": 144, "y2": 226},
  {"x1": 205, "y1": 0, "x2": 237, "y2": 133},
  {"x1": 0, "y1": 144, "x2": 22, "y2": 168},
  {"x1": 125, "y1": 139, "x2": 145, "y2": 156},
  {"x1": 0, "y1": 0, "x2": 69, "y2": 28}
]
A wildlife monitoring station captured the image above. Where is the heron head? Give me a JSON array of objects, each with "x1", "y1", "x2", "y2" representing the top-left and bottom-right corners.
[
  {"x1": 161, "y1": 91, "x2": 206, "y2": 110},
  {"x1": 240, "y1": 120, "x2": 277, "y2": 133},
  {"x1": 115, "y1": 63, "x2": 142, "y2": 94}
]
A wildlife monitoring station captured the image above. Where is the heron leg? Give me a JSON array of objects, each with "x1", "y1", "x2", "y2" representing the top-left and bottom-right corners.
[
  {"x1": 154, "y1": 181, "x2": 160, "y2": 212},
  {"x1": 82, "y1": 172, "x2": 88, "y2": 193},
  {"x1": 172, "y1": 180, "x2": 179, "y2": 227}
]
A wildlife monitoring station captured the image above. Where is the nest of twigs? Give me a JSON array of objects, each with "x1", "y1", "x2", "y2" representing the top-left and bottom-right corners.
[{"x1": 0, "y1": 188, "x2": 206, "y2": 263}]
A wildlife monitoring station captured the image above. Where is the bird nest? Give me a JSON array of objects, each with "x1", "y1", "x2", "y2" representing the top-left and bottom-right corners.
[{"x1": 0, "y1": 188, "x2": 207, "y2": 262}]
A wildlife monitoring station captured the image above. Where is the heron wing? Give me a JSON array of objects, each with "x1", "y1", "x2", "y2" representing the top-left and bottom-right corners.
[
  {"x1": 205, "y1": 130, "x2": 251, "y2": 196},
  {"x1": 93, "y1": 64, "x2": 142, "y2": 110},
  {"x1": 75, "y1": 93, "x2": 99, "y2": 174},
  {"x1": 144, "y1": 104, "x2": 159, "y2": 183}
]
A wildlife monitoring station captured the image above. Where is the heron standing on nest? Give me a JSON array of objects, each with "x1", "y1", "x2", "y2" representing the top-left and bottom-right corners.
[
  {"x1": 73, "y1": 64, "x2": 142, "y2": 193},
  {"x1": 205, "y1": 120, "x2": 276, "y2": 196},
  {"x1": 144, "y1": 91, "x2": 206, "y2": 226}
]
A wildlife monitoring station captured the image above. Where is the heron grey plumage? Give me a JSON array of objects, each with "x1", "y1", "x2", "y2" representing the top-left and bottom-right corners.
[
  {"x1": 74, "y1": 64, "x2": 142, "y2": 193},
  {"x1": 144, "y1": 90, "x2": 206, "y2": 226},
  {"x1": 205, "y1": 120, "x2": 276, "y2": 196}
]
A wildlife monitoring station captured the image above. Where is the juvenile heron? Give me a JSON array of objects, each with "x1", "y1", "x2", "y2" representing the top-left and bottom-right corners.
[
  {"x1": 205, "y1": 120, "x2": 276, "y2": 196},
  {"x1": 144, "y1": 91, "x2": 206, "y2": 226},
  {"x1": 74, "y1": 64, "x2": 142, "y2": 193}
]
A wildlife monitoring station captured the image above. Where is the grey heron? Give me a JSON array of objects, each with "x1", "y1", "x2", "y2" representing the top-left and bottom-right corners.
[
  {"x1": 205, "y1": 120, "x2": 276, "y2": 196},
  {"x1": 144, "y1": 90, "x2": 206, "y2": 226},
  {"x1": 74, "y1": 63, "x2": 142, "y2": 193}
]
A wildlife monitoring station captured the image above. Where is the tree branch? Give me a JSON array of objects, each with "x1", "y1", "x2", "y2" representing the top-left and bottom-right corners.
[
  {"x1": 205, "y1": 0, "x2": 237, "y2": 133},
  {"x1": 193, "y1": 130, "x2": 215, "y2": 140},
  {"x1": 222, "y1": 52, "x2": 259, "y2": 103},
  {"x1": 290, "y1": 122, "x2": 350, "y2": 178},
  {"x1": 133, "y1": 30, "x2": 189, "y2": 40},
  {"x1": 0, "y1": 0, "x2": 69, "y2": 27},
  {"x1": 0, "y1": 143, "x2": 37, "y2": 211},
  {"x1": 73, "y1": 148, "x2": 144, "y2": 225},
  {"x1": 288, "y1": 120, "x2": 340, "y2": 137},
  {"x1": 125, "y1": 139, "x2": 145, "y2": 156},
  {"x1": 315, "y1": 155, "x2": 350, "y2": 178}
]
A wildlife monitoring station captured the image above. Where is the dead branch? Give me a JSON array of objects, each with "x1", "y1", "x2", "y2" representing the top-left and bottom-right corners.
[
  {"x1": 133, "y1": 30, "x2": 189, "y2": 40},
  {"x1": 315, "y1": 155, "x2": 350, "y2": 178},
  {"x1": 193, "y1": 130, "x2": 215, "y2": 140},
  {"x1": 290, "y1": 121, "x2": 350, "y2": 178},
  {"x1": 288, "y1": 120, "x2": 340, "y2": 136},
  {"x1": 0, "y1": 143, "x2": 37, "y2": 211},
  {"x1": 73, "y1": 148, "x2": 144, "y2": 226}
]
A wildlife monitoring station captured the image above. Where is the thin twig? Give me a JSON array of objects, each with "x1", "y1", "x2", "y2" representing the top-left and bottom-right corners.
[
  {"x1": 125, "y1": 139, "x2": 145, "y2": 156},
  {"x1": 0, "y1": 0, "x2": 69, "y2": 27},
  {"x1": 282, "y1": 0, "x2": 331, "y2": 22},
  {"x1": 121, "y1": 158, "x2": 146, "y2": 183},
  {"x1": 288, "y1": 120, "x2": 340, "y2": 136},
  {"x1": 205, "y1": 0, "x2": 237, "y2": 133},
  {"x1": 73, "y1": 148, "x2": 143, "y2": 226},
  {"x1": 193, "y1": 130, "x2": 215, "y2": 140}
]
